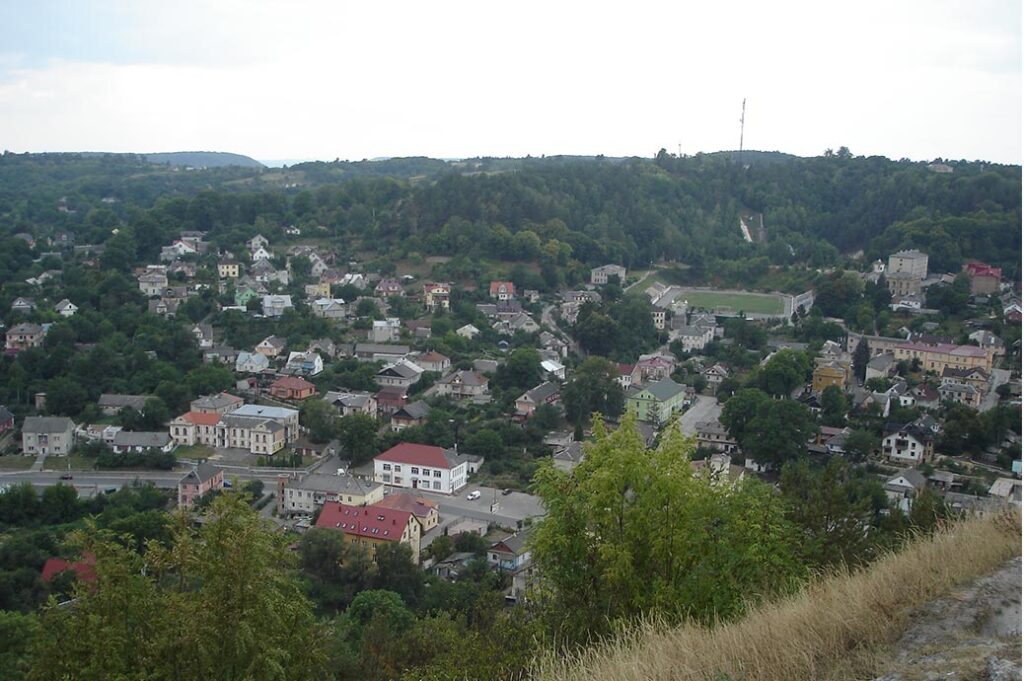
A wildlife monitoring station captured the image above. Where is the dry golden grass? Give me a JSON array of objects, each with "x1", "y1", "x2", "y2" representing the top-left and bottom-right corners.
[{"x1": 536, "y1": 510, "x2": 1022, "y2": 681}]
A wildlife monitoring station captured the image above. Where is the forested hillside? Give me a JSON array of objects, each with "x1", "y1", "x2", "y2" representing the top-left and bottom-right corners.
[{"x1": 0, "y1": 149, "x2": 1019, "y2": 279}]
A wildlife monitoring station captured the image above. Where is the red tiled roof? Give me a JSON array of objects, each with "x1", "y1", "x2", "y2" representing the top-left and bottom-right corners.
[
  {"x1": 376, "y1": 492, "x2": 438, "y2": 518},
  {"x1": 618, "y1": 363, "x2": 635, "y2": 375},
  {"x1": 181, "y1": 411, "x2": 222, "y2": 426},
  {"x1": 41, "y1": 553, "x2": 97, "y2": 584},
  {"x1": 271, "y1": 376, "x2": 316, "y2": 390},
  {"x1": 315, "y1": 502, "x2": 412, "y2": 542},
  {"x1": 964, "y1": 262, "x2": 1002, "y2": 278},
  {"x1": 376, "y1": 442, "x2": 451, "y2": 469},
  {"x1": 417, "y1": 351, "x2": 449, "y2": 363},
  {"x1": 489, "y1": 281, "x2": 515, "y2": 295}
]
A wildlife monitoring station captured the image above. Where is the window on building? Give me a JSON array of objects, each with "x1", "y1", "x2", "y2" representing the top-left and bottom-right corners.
[
  {"x1": 411, "y1": 467, "x2": 419, "y2": 474},
  {"x1": 395, "y1": 477, "x2": 403, "y2": 484},
  {"x1": 382, "y1": 463, "x2": 391, "y2": 471},
  {"x1": 433, "y1": 481, "x2": 441, "y2": 490},
  {"x1": 433, "y1": 470, "x2": 441, "y2": 478},
  {"x1": 394, "y1": 465, "x2": 401, "y2": 472}
]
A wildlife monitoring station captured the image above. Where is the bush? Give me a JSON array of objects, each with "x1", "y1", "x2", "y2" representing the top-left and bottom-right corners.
[{"x1": 93, "y1": 447, "x2": 175, "y2": 470}]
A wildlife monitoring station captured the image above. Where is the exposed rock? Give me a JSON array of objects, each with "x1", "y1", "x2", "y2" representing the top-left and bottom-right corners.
[{"x1": 873, "y1": 556, "x2": 1022, "y2": 681}]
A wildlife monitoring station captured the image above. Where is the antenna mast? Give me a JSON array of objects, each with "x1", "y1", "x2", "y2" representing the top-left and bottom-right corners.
[{"x1": 739, "y1": 98, "x2": 746, "y2": 160}]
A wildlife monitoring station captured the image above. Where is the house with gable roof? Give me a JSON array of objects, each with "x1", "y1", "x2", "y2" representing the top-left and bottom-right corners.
[
  {"x1": 6, "y1": 323, "x2": 45, "y2": 353},
  {"x1": 178, "y1": 461, "x2": 225, "y2": 508},
  {"x1": 375, "y1": 359, "x2": 424, "y2": 389},
  {"x1": 235, "y1": 351, "x2": 270, "y2": 374},
  {"x1": 376, "y1": 492, "x2": 440, "y2": 532},
  {"x1": 323, "y1": 390, "x2": 378, "y2": 417},
  {"x1": 391, "y1": 400, "x2": 430, "y2": 431},
  {"x1": 515, "y1": 382, "x2": 560, "y2": 419},
  {"x1": 54, "y1": 299, "x2": 78, "y2": 317},
  {"x1": 435, "y1": 370, "x2": 490, "y2": 402},
  {"x1": 882, "y1": 423, "x2": 935, "y2": 465},
  {"x1": 489, "y1": 281, "x2": 516, "y2": 300},
  {"x1": 884, "y1": 469, "x2": 928, "y2": 513},
  {"x1": 255, "y1": 335, "x2": 287, "y2": 358}
]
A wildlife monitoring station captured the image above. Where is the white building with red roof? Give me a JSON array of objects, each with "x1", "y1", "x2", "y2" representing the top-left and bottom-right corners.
[
  {"x1": 315, "y1": 502, "x2": 421, "y2": 563},
  {"x1": 373, "y1": 442, "x2": 469, "y2": 494},
  {"x1": 489, "y1": 281, "x2": 516, "y2": 300}
]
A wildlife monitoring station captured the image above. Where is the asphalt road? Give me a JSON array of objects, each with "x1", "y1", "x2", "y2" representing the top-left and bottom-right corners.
[
  {"x1": 677, "y1": 395, "x2": 721, "y2": 436},
  {"x1": 411, "y1": 484, "x2": 545, "y2": 527},
  {"x1": 1, "y1": 464, "x2": 547, "y2": 528},
  {"x1": 0, "y1": 465, "x2": 296, "y2": 493}
]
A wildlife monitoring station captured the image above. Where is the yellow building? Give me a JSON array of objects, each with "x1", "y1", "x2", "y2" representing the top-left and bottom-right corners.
[
  {"x1": 893, "y1": 342, "x2": 992, "y2": 373},
  {"x1": 218, "y1": 260, "x2": 240, "y2": 278},
  {"x1": 813, "y1": 360, "x2": 849, "y2": 393},
  {"x1": 315, "y1": 502, "x2": 421, "y2": 563},
  {"x1": 304, "y1": 282, "x2": 331, "y2": 299}
]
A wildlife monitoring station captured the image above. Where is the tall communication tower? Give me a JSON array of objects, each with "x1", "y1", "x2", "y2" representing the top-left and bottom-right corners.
[{"x1": 739, "y1": 98, "x2": 746, "y2": 159}]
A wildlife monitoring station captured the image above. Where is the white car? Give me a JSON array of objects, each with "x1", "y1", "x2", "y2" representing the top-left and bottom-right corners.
[{"x1": 466, "y1": 490, "x2": 481, "y2": 501}]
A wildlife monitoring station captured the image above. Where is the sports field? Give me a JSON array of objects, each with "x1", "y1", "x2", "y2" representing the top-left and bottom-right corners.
[{"x1": 675, "y1": 289, "x2": 786, "y2": 315}]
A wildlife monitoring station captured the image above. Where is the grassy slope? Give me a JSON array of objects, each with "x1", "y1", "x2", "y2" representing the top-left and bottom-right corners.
[{"x1": 537, "y1": 510, "x2": 1022, "y2": 681}]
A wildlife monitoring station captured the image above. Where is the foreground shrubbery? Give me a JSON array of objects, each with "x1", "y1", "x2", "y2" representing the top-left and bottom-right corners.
[{"x1": 537, "y1": 509, "x2": 1022, "y2": 681}]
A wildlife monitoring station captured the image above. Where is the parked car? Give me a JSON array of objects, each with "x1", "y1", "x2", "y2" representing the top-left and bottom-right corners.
[
  {"x1": 501, "y1": 488, "x2": 513, "y2": 496},
  {"x1": 59, "y1": 473, "x2": 73, "y2": 480},
  {"x1": 466, "y1": 490, "x2": 481, "y2": 501}
]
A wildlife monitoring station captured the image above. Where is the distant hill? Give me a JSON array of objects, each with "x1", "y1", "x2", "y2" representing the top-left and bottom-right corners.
[
  {"x1": 705, "y1": 149, "x2": 801, "y2": 164},
  {"x1": 143, "y1": 151, "x2": 264, "y2": 168}
]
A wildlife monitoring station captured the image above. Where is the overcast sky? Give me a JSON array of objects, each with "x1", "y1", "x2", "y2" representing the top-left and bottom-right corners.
[{"x1": 0, "y1": 0, "x2": 1020, "y2": 164}]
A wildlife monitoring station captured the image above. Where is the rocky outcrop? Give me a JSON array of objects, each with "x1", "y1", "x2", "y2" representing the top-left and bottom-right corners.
[{"x1": 874, "y1": 556, "x2": 1022, "y2": 681}]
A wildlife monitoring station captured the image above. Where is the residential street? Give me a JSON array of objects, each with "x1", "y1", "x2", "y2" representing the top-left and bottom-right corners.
[{"x1": 980, "y1": 368, "x2": 1011, "y2": 412}]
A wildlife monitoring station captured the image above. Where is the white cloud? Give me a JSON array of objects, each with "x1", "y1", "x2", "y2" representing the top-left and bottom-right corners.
[{"x1": 0, "y1": 0, "x2": 1019, "y2": 162}]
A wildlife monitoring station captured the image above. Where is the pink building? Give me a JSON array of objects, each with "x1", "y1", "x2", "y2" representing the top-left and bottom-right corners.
[{"x1": 178, "y1": 461, "x2": 224, "y2": 508}]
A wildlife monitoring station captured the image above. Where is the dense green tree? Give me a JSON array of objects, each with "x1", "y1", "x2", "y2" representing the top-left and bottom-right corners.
[
  {"x1": 720, "y1": 388, "x2": 771, "y2": 441},
  {"x1": 779, "y1": 458, "x2": 888, "y2": 567},
  {"x1": 531, "y1": 415, "x2": 804, "y2": 643},
  {"x1": 0, "y1": 610, "x2": 37, "y2": 681},
  {"x1": 723, "y1": 391, "x2": 816, "y2": 467},
  {"x1": 493, "y1": 348, "x2": 541, "y2": 392},
  {"x1": 463, "y1": 429, "x2": 504, "y2": 458},
  {"x1": 371, "y1": 544, "x2": 424, "y2": 607},
  {"x1": 758, "y1": 348, "x2": 812, "y2": 397},
  {"x1": 298, "y1": 528, "x2": 375, "y2": 613},
  {"x1": 301, "y1": 399, "x2": 339, "y2": 444},
  {"x1": 743, "y1": 400, "x2": 818, "y2": 467},
  {"x1": 820, "y1": 385, "x2": 848, "y2": 427},
  {"x1": 336, "y1": 413, "x2": 380, "y2": 465},
  {"x1": 843, "y1": 429, "x2": 879, "y2": 462},
  {"x1": 27, "y1": 494, "x2": 327, "y2": 680},
  {"x1": 853, "y1": 338, "x2": 870, "y2": 382},
  {"x1": 561, "y1": 357, "x2": 625, "y2": 426},
  {"x1": 43, "y1": 378, "x2": 88, "y2": 417}
]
